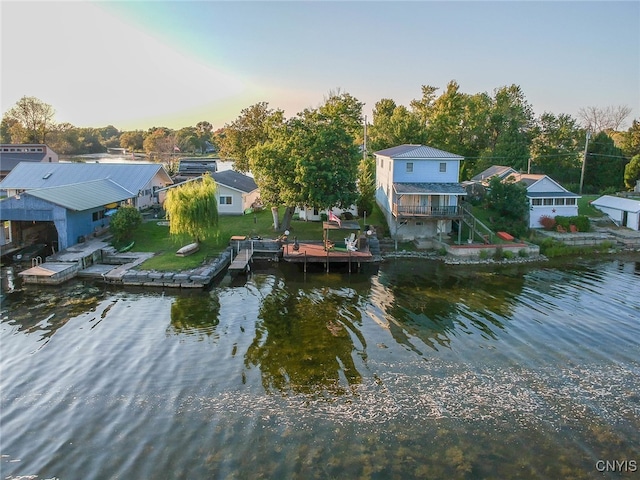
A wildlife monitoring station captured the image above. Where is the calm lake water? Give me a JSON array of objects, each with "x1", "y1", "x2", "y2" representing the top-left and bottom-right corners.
[{"x1": 1, "y1": 257, "x2": 639, "y2": 479}]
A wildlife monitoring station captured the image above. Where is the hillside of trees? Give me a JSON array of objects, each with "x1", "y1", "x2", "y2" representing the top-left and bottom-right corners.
[{"x1": 3, "y1": 84, "x2": 640, "y2": 195}]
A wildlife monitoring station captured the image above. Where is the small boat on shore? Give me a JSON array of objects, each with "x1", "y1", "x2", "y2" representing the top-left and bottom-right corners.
[
  {"x1": 118, "y1": 241, "x2": 135, "y2": 253},
  {"x1": 176, "y1": 242, "x2": 199, "y2": 257}
]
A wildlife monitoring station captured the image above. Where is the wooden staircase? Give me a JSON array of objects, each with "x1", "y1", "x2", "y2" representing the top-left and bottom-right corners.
[{"x1": 460, "y1": 205, "x2": 495, "y2": 244}]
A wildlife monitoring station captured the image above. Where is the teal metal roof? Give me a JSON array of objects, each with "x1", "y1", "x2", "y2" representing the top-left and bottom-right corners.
[{"x1": 25, "y1": 179, "x2": 135, "y2": 211}]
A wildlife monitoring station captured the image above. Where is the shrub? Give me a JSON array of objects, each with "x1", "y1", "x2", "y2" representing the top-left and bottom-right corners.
[
  {"x1": 479, "y1": 250, "x2": 490, "y2": 260},
  {"x1": 437, "y1": 247, "x2": 447, "y2": 256},
  {"x1": 109, "y1": 206, "x2": 143, "y2": 245},
  {"x1": 503, "y1": 250, "x2": 514, "y2": 259},
  {"x1": 539, "y1": 215, "x2": 556, "y2": 230},
  {"x1": 518, "y1": 248, "x2": 528, "y2": 258},
  {"x1": 493, "y1": 247, "x2": 504, "y2": 260}
]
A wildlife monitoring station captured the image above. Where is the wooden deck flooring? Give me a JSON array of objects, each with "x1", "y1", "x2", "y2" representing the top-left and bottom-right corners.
[{"x1": 282, "y1": 242, "x2": 374, "y2": 272}]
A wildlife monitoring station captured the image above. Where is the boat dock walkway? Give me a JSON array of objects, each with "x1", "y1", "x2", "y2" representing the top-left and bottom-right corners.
[{"x1": 228, "y1": 249, "x2": 252, "y2": 275}]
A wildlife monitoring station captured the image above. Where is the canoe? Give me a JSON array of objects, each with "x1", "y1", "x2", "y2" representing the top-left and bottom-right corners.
[
  {"x1": 176, "y1": 242, "x2": 199, "y2": 257},
  {"x1": 118, "y1": 241, "x2": 135, "y2": 253}
]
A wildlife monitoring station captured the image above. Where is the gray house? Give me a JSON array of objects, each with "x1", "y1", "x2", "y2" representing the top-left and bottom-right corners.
[{"x1": 0, "y1": 144, "x2": 59, "y2": 180}]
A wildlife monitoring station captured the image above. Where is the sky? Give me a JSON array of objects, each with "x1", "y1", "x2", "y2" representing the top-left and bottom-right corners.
[{"x1": 1, "y1": 1, "x2": 639, "y2": 132}]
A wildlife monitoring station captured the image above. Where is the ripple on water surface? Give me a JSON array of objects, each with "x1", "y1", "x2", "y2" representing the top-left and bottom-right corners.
[{"x1": 1, "y1": 259, "x2": 639, "y2": 478}]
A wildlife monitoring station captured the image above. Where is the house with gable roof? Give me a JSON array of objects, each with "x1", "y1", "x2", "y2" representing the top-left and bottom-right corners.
[
  {"x1": 0, "y1": 144, "x2": 59, "y2": 180},
  {"x1": 504, "y1": 172, "x2": 580, "y2": 228},
  {"x1": 469, "y1": 165, "x2": 581, "y2": 229},
  {"x1": 0, "y1": 162, "x2": 172, "y2": 252},
  {"x1": 374, "y1": 144, "x2": 467, "y2": 240},
  {"x1": 211, "y1": 170, "x2": 260, "y2": 215}
]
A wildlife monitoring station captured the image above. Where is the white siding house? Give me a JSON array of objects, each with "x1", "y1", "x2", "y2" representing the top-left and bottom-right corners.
[
  {"x1": 505, "y1": 173, "x2": 580, "y2": 228},
  {"x1": 591, "y1": 195, "x2": 640, "y2": 231},
  {"x1": 211, "y1": 170, "x2": 260, "y2": 215},
  {"x1": 374, "y1": 144, "x2": 466, "y2": 240}
]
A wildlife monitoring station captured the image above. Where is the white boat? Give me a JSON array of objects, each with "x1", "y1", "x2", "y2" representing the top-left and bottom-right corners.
[{"x1": 176, "y1": 242, "x2": 199, "y2": 257}]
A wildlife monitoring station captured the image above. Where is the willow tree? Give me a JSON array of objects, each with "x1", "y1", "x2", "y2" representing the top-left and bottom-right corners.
[{"x1": 164, "y1": 174, "x2": 218, "y2": 243}]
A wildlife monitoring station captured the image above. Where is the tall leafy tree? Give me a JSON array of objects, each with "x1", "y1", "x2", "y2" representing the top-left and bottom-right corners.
[
  {"x1": 249, "y1": 98, "x2": 361, "y2": 232},
  {"x1": 3, "y1": 96, "x2": 56, "y2": 143},
  {"x1": 319, "y1": 90, "x2": 365, "y2": 144},
  {"x1": 47, "y1": 122, "x2": 81, "y2": 155},
  {"x1": 584, "y1": 132, "x2": 627, "y2": 193},
  {"x1": 164, "y1": 174, "x2": 219, "y2": 242},
  {"x1": 195, "y1": 121, "x2": 213, "y2": 148},
  {"x1": 368, "y1": 100, "x2": 425, "y2": 151},
  {"x1": 356, "y1": 155, "x2": 376, "y2": 217},
  {"x1": 219, "y1": 102, "x2": 284, "y2": 173},
  {"x1": 529, "y1": 112, "x2": 583, "y2": 184},
  {"x1": 120, "y1": 130, "x2": 145, "y2": 152},
  {"x1": 476, "y1": 85, "x2": 534, "y2": 174},
  {"x1": 409, "y1": 84, "x2": 439, "y2": 128},
  {"x1": 624, "y1": 154, "x2": 640, "y2": 190}
]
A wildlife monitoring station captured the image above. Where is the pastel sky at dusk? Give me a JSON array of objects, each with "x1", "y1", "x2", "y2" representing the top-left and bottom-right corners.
[{"x1": 2, "y1": 1, "x2": 638, "y2": 131}]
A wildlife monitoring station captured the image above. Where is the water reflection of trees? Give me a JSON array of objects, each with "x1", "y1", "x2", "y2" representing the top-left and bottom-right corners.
[
  {"x1": 1, "y1": 283, "x2": 104, "y2": 342},
  {"x1": 169, "y1": 291, "x2": 220, "y2": 339},
  {"x1": 372, "y1": 261, "x2": 526, "y2": 351},
  {"x1": 245, "y1": 277, "x2": 368, "y2": 395}
]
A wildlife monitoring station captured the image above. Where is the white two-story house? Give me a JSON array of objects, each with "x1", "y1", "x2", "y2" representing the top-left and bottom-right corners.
[{"x1": 374, "y1": 144, "x2": 466, "y2": 240}]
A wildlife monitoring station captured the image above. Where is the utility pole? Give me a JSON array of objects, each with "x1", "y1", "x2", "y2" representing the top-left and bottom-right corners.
[
  {"x1": 363, "y1": 115, "x2": 367, "y2": 161},
  {"x1": 579, "y1": 131, "x2": 591, "y2": 195}
]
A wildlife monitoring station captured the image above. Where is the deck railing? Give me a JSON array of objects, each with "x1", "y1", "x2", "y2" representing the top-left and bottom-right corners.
[{"x1": 392, "y1": 204, "x2": 462, "y2": 218}]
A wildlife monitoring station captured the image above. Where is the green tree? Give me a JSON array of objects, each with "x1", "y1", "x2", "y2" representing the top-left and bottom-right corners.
[
  {"x1": 3, "y1": 96, "x2": 56, "y2": 143},
  {"x1": 485, "y1": 175, "x2": 529, "y2": 237},
  {"x1": 477, "y1": 85, "x2": 534, "y2": 174},
  {"x1": 219, "y1": 102, "x2": 284, "y2": 173},
  {"x1": 47, "y1": 123, "x2": 81, "y2": 155},
  {"x1": 409, "y1": 84, "x2": 439, "y2": 128},
  {"x1": 529, "y1": 112, "x2": 583, "y2": 184},
  {"x1": 120, "y1": 130, "x2": 145, "y2": 152},
  {"x1": 196, "y1": 121, "x2": 214, "y2": 152},
  {"x1": 175, "y1": 126, "x2": 200, "y2": 153},
  {"x1": 248, "y1": 98, "x2": 361, "y2": 232},
  {"x1": 624, "y1": 154, "x2": 640, "y2": 190},
  {"x1": 584, "y1": 131, "x2": 627, "y2": 193},
  {"x1": 109, "y1": 205, "x2": 143, "y2": 245},
  {"x1": 143, "y1": 128, "x2": 175, "y2": 158},
  {"x1": 356, "y1": 155, "x2": 376, "y2": 217},
  {"x1": 615, "y1": 119, "x2": 640, "y2": 159},
  {"x1": 164, "y1": 174, "x2": 219, "y2": 242},
  {"x1": 368, "y1": 100, "x2": 425, "y2": 151}
]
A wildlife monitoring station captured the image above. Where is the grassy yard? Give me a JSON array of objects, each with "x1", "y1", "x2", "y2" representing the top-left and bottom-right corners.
[
  {"x1": 578, "y1": 195, "x2": 604, "y2": 217},
  {"x1": 129, "y1": 204, "x2": 390, "y2": 271}
]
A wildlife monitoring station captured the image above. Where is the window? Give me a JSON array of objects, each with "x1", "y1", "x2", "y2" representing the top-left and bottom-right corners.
[
  {"x1": 219, "y1": 196, "x2": 232, "y2": 205},
  {"x1": 439, "y1": 162, "x2": 447, "y2": 173},
  {"x1": 380, "y1": 159, "x2": 384, "y2": 169},
  {"x1": 566, "y1": 198, "x2": 576, "y2": 205},
  {"x1": 406, "y1": 162, "x2": 413, "y2": 173},
  {"x1": 554, "y1": 198, "x2": 565, "y2": 206},
  {"x1": 543, "y1": 198, "x2": 554, "y2": 206},
  {"x1": 92, "y1": 210, "x2": 105, "y2": 222},
  {"x1": 532, "y1": 199, "x2": 542, "y2": 206}
]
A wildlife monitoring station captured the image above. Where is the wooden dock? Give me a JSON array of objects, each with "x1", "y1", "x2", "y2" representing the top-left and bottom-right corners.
[
  {"x1": 228, "y1": 248, "x2": 252, "y2": 275},
  {"x1": 282, "y1": 241, "x2": 375, "y2": 273}
]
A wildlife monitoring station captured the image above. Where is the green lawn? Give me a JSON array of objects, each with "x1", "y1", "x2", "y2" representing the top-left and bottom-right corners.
[
  {"x1": 130, "y1": 204, "x2": 390, "y2": 271},
  {"x1": 578, "y1": 195, "x2": 604, "y2": 217}
]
